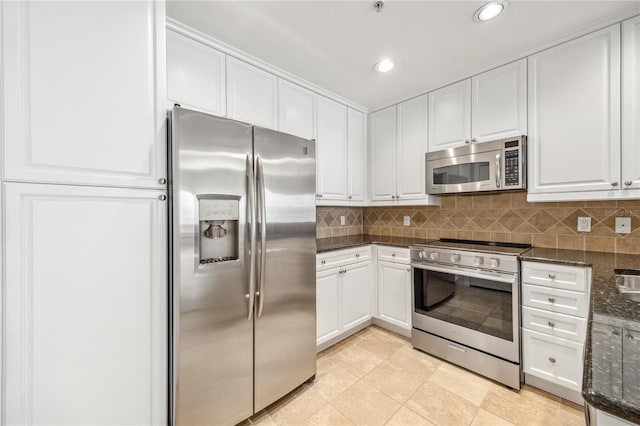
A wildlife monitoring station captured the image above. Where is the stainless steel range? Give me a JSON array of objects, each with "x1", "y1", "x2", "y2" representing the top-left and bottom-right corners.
[{"x1": 410, "y1": 239, "x2": 532, "y2": 389}]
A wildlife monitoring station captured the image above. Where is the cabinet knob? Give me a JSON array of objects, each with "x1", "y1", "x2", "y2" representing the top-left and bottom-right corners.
[
  {"x1": 548, "y1": 357, "x2": 556, "y2": 364},
  {"x1": 612, "y1": 330, "x2": 620, "y2": 336},
  {"x1": 391, "y1": 253, "x2": 396, "y2": 257},
  {"x1": 159, "y1": 178, "x2": 167, "y2": 185},
  {"x1": 471, "y1": 138, "x2": 477, "y2": 143},
  {"x1": 611, "y1": 182, "x2": 619, "y2": 188},
  {"x1": 627, "y1": 333, "x2": 635, "y2": 341},
  {"x1": 396, "y1": 195, "x2": 400, "y2": 199},
  {"x1": 465, "y1": 139, "x2": 470, "y2": 144},
  {"x1": 348, "y1": 195, "x2": 353, "y2": 199},
  {"x1": 355, "y1": 253, "x2": 360, "y2": 258},
  {"x1": 624, "y1": 180, "x2": 633, "y2": 187},
  {"x1": 158, "y1": 194, "x2": 167, "y2": 201},
  {"x1": 548, "y1": 321, "x2": 555, "y2": 328},
  {"x1": 318, "y1": 194, "x2": 324, "y2": 198},
  {"x1": 548, "y1": 298, "x2": 556, "y2": 304},
  {"x1": 406, "y1": 268, "x2": 411, "y2": 272},
  {"x1": 548, "y1": 274, "x2": 556, "y2": 280},
  {"x1": 321, "y1": 260, "x2": 326, "y2": 265}
]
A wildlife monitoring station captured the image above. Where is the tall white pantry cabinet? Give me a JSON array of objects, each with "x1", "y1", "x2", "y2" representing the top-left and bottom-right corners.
[{"x1": 1, "y1": 2, "x2": 168, "y2": 424}]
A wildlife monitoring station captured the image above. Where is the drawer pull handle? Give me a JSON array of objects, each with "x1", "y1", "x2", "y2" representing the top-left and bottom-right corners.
[
  {"x1": 355, "y1": 253, "x2": 360, "y2": 258},
  {"x1": 548, "y1": 298, "x2": 556, "y2": 303},
  {"x1": 321, "y1": 260, "x2": 326, "y2": 265},
  {"x1": 548, "y1": 321, "x2": 555, "y2": 328},
  {"x1": 548, "y1": 274, "x2": 556, "y2": 279},
  {"x1": 627, "y1": 334, "x2": 635, "y2": 341},
  {"x1": 548, "y1": 357, "x2": 556, "y2": 364}
]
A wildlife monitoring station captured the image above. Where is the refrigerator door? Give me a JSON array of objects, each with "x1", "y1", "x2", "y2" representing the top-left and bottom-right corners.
[
  {"x1": 170, "y1": 107, "x2": 255, "y2": 425},
  {"x1": 253, "y1": 127, "x2": 317, "y2": 411}
]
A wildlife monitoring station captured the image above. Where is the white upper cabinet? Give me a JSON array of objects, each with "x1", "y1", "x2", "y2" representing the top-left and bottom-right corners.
[
  {"x1": 2, "y1": 1, "x2": 166, "y2": 189},
  {"x1": 622, "y1": 16, "x2": 640, "y2": 190},
  {"x1": 472, "y1": 59, "x2": 527, "y2": 142},
  {"x1": 4, "y1": 183, "x2": 167, "y2": 425},
  {"x1": 428, "y1": 79, "x2": 472, "y2": 152},
  {"x1": 347, "y1": 108, "x2": 365, "y2": 201},
  {"x1": 278, "y1": 79, "x2": 316, "y2": 140},
  {"x1": 226, "y1": 56, "x2": 278, "y2": 129},
  {"x1": 167, "y1": 29, "x2": 226, "y2": 117},
  {"x1": 316, "y1": 96, "x2": 348, "y2": 200},
  {"x1": 369, "y1": 106, "x2": 397, "y2": 201},
  {"x1": 396, "y1": 94, "x2": 428, "y2": 199},
  {"x1": 528, "y1": 24, "x2": 621, "y2": 196}
]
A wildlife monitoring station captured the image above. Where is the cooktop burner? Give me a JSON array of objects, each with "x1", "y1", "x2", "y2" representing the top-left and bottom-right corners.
[{"x1": 415, "y1": 238, "x2": 532, "y2": 256}]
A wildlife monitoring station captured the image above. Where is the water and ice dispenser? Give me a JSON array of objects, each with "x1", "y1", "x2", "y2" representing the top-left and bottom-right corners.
[{"x1": 198, "y1": 196, "x2": 239, "y2": 265}]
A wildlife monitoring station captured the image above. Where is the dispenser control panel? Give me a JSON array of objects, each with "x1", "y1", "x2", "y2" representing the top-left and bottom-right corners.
[{"x1": 199, "y1": 199, "x2": 238, "y2": 221}]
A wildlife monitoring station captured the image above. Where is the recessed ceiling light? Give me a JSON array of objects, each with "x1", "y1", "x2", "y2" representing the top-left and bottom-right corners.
[
  {"x1": 474, "y1": 1, "x2": 507, "y2": 22},
  {"x1": 375, "y1": 59, "x2": 395, "y2": 73}
]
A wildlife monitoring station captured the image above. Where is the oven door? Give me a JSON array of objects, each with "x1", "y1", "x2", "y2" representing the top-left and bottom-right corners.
[
  {"x1": 412, "y1": 263, "x2": 519, "y2": 362},
  {"x1": 426, "y1": 150, "x2": 501, "y2": 194}
]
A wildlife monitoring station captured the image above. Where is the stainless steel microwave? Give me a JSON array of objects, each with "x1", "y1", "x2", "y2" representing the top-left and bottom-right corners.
[{"x1": 425, "y1": 136, "x2": 526, "y2": 195}]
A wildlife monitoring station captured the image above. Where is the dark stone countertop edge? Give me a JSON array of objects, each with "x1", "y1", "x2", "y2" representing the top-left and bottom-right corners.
[{"x1": 316, "y1": 235, "x2": 432, "y2": 253}]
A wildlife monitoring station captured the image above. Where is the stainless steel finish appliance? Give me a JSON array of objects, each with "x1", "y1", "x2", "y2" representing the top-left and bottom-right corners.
[
  {"x1": 410, "y1": 239, "x2": 531, "y2": 389},
  {"x1": 426, "y1": 136, "x2": 526, "y2": 195},
  {"x1": 169, "y1": 106, "x2": 316, "y2": 425}
]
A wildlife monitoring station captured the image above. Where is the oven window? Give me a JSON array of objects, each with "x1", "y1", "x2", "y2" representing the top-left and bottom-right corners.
[
  {"x1": 433, "y1": 162, "x2": 490, "y2": 185},
  {"x1": 413, "y1": 268, "x2": 513, "y2": 341}
]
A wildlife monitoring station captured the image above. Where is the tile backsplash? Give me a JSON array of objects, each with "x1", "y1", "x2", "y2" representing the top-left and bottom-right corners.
[{"x1": 317, "y1": 193, "x2": 640, "y2": 254}]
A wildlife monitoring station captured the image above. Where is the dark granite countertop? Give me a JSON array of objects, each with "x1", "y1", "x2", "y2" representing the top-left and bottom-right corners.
[
  {"x1": 316, "y1": 234, "x2": 432, "y2": 253},
  {"x1": 521, "y1": 248, "x2": 640, "y2": 424}
]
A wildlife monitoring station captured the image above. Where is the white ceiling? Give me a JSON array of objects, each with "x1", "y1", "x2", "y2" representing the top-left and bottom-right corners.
[{"x1": 167, "y1": 1, "x2": 640, "y2": 111}]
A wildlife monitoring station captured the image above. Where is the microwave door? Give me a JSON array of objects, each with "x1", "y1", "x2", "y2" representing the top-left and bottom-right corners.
[{"x1": 427, "y1": 151, "x2": 499, "y2": 194}]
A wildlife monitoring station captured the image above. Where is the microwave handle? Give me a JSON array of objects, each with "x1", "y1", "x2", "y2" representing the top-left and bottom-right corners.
[{"x1": 495, "y1": 152, "x2": 501, "y2": 189}]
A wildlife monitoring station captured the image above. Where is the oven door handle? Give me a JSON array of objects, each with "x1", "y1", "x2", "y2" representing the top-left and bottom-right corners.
[{"x1": 411, "y1": 263, "x2": 516, "y2": 284}]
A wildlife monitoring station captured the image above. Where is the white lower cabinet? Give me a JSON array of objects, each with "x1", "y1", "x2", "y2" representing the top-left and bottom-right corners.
[
  {"x1": 522, "y1": 261, "x2": 590, "y2": 404},
  {"x1": 3, "y1": 183, "x2": 167, "y2": 425},
  {"x1": 316, "y1": 247, "x2": 372, "y2": 349},
  {"x1": 376, "y1": 247, "x2": 411, "y2": 335}
]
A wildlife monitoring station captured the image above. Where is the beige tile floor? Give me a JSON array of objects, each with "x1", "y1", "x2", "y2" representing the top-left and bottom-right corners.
[{"x1": 244, "y1": 326, "x2": 584, "y2": 426}]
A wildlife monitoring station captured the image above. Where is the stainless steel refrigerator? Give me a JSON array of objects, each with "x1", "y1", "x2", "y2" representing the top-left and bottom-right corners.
[{"x1": 168, "y1": 106, "x2": 317, "y2": 425}]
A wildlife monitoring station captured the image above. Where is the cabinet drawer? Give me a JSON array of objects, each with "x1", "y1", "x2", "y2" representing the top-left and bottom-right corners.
[
  {"x1": 522, "y1": 307, "x2": 587, "y2": 343},
  {"x1": 522, "y1": 329, "x2": 583, "y2": 392},
  {"x1": 522, "y1": 262, "x2": 589, "y2": 292},
  {"x1": 317, "y1": 246, "x2": 370, "y2": 271},
  {"x1": 522, "y1": 284, "x2": 588, "y2": 318},
  {"x1": 377, "y1": 246, "x2": 410, "y2": 264}
]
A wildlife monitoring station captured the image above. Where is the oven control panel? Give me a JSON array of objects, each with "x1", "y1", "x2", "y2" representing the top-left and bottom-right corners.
[{"x1": 411, "y1": 246, "x2": 519, "y2": 274}]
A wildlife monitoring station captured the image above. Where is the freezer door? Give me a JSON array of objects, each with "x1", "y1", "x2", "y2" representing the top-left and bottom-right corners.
[
  {"x1": 170, "y1": 107, "x2": 255, "y2": 425},
  {"x1": 253, "y1": 127, "x2": 317, "y2": 411}
]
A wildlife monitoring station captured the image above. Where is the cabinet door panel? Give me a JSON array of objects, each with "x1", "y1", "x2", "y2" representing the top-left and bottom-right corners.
[
  {"x1": 316, "y1": 96, "x2": 347, "y2": 200},
  {"x1": 377, "y1": 261, "x2": 411, "y2": 330},
  {"x1": 397, "y1": 95, "x2": 428, "y2": 199},
  {"x1": 528, "y1": 25, "x2": 621, "y2": 194},
  {"x1": 472, "y1": 59, "x2": 527, "y2": 142},
  {"x1": 226, "y1": 57, "x2": 277, "y2": 128},
  {"x1": 341, "y1": 262, "x2": 371, "y2": 329},
  {"x1": 428, "y1": 80, "x2": 471, "y2": 152},
  {"x1": 369, "y1": 106, "x2": 397, "y2": 201},
  {"x1": 167, "y1": 29, "x2": 226, "y2": 116},
  {"x1": 2, "y1": 1, "x2": 166, "y2": 188},
  {"x1": 317, "y1": 269, "x2": 340, "y2": 345},
  {"x1": 278, "y1": 79, "x2": 315, "y2": 140},
  {"x1": 622, "y1": 16, "x2": 640, "y2": 190},
  {"x1": 347, "y1": 108, "x2": 365, "y2": 201},
  {"x1": 4, "y1": 183, "x2": 167, "y2": 425}
]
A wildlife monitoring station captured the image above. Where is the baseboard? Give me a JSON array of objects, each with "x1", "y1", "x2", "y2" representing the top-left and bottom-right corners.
[
  {"x1": 525, "y1": 373, "x2": 584, "y2": 405},
  {"x1": 316, "y1": 319, "x2": 373, "y2": 353},
  {"x1": 372, "y1": 318, "x2": 411, "y2": 338}
]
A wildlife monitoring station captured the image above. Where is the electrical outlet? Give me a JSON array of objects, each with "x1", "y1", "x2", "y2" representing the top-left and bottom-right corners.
[
  {"x1": 615, "y1": 217, "x2": 631, "y2": 234},
  {"x1": 577, "y1": 217, "x2": 591, "y2": 232},
  {"x1": 340, "y1": 215, "x2": 346, "y2": 226},
  {"x1": 403, "y1": 216, "x2": 410, "y2": 226}
]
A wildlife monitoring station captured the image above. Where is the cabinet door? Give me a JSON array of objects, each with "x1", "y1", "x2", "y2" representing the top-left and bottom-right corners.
[
  {"x1": 528, "y1": 25, "x2": 621, "y2": 194},
  {"x1": 316, "y1": 96, "x2": 348, "y2": 200},
  {"x1": 167, "y1": 29, "x2": 226, "y2": 116},
  {"x1": 472, "y1": 59, "x2": 527, "y2": 142},
  {"x1": 226, "y1": 57, "x2": 277, "y2": 128},
  {"x1": 317, "y1": 269, "x2": 341, "y2": 345},
  {"x1": 2, "y1": 1, "x2": 166, "y2": 189},
  {"x1": 622, "y1": 16, "x2": 640, "y2": 190},
  {"x1": 278, "y1": 79, "x2": 315, "y2": 140},
  {"x1": 347, "y1": 108, "x2": 365, "y2": 201},
  {"x1": 377, "y1": 261, "x2": 411, "y2": 330},
  {"x1": 341, "y1": 262, "x2": 372, "y2": 330},
  {"x1": 428, "y1": 79, "x2": 472, "y2": 152},
  {"x1": 368, "y1": 106, "x2": 397, "y2": 201},
  {"x1": 396, "y1": 94, "x2": 428, "y2": 200},
  {"x1": 622, "y1": 327, "x2": 640, "y2": 406},
  {"x1": 4, "y1": 183, "x2": 167, "y2": 425}
]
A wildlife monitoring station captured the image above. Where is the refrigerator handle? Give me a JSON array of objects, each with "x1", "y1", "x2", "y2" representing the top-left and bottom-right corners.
[
  {"x1": 257, "y1": 156, "x2": 267, "y2": 317},
  {"x1": 246, "y1": 154, "x2": 257, "y2": 320}
]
